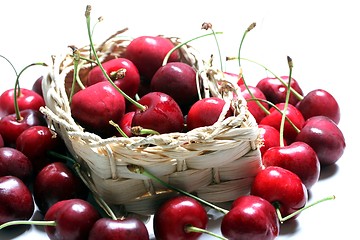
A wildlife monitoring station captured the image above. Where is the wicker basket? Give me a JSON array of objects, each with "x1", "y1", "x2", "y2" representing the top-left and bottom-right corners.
[{"x1": 40, "y1": 28, "x2": 263, "y2": 216}]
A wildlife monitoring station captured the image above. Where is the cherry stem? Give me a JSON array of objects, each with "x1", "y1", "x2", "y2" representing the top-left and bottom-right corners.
[
  {"x1": 47, "y1": 151, "x2": 118, "y2": 220},
  {"x1": 275, "y1": 195, "x2": 335, "y2": 224},
  {"x1": 85, "y1": 5, "x2": 146, "y2": 111},
  {"x1": 131, "y1": 126, "x2": 160, "y2": 136},
  {"x1": 238, "y1": 22, "x2": 256, "y2": 68},
  {"x1": 13, "y1": 62, "x2": 48, "y2": 121},
  {"x1": 279, "y1": 56, "x2": 294, "y2": 147},
  {"x1": 127, "y1": 164, "x2": 229, "y2": 215},
  {"x1": 230, "y1": 57, "x2": 304, "y2": 101},
  {"x1": 186, "y1": 225, "x2": 228, "y2": 240},
  {"x1": 109, "y1": 120, "x2": 128, "y2": 138},
  {"x1": 0, "y1": 220, "x2": 56, "y2": 230},
  {"x1": 201, "y1": 22, "x2": 223, "y2": 72},
  {"x1": 162, "y1": 31, "x2": 224, "y2": 66}
]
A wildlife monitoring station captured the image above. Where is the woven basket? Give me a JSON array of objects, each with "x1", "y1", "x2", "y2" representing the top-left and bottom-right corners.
[{"x1": 40, "y1": 28, "x2": 263, "y2": 216}]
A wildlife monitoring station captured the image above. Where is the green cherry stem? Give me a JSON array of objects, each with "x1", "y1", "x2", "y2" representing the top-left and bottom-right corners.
[
  {"x1": 109, "y1": 120, "x2": 128, "y2": 138},
  {"x1": 279, "y1": 56, "x2": 294, "y2": 147},
  {"x1": 127, "y1": 164, "x2": 229, "y2": 215},
  {"x1": 201, "y1": 22, "x2": 223, "y2": 72},
  {"x1": 13, "y1": 62, "x2": 47, "y2": 121},
  {"x1": 186, "y1": 225, "x2": 228, "y2": 240},
  {"x1": 238, "y1": 22, "x2": 256, "y2": 68},
  {"x1": 85, "y1": 5, "x2": 146, "y2": 111},
  {"x1": 0, "y1": 220, "x2": 56, "y2": 230},
  {"x1": 162, "y1": 31, "x2": 224, "y2": 66},
  {"x1": 275, "y1": 195, "x2": 336, "y2": 224}
]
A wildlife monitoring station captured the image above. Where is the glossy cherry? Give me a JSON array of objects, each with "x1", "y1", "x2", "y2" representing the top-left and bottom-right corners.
[
  {"x1": 259, "y1": 103, "x2": 305, "y2": 144},
  {"x1": 125, "y1": 35, "x2": 180, "y2": 82},
  {"x1": 153, "y1": 195, "x2": 208, "y2": 240},
  {"x1": 186, "y1": 96, "x2": 232, "y2": 131},
  {"x1": 87, "y1": 57, "x2": 141, "y2": 100},
  {"x1": 151, "y1": 62, "x2": 198, "y2": 114},
  {"x1": 0, "y1": 109, "x2": 47, "y2": 147},
  {"x1": 16, "y1": 125, "x2": 61, "y2": 173},
  {"x1": 0, "y1": 175, "x2": 34, "y2": 225},
  {"x1": 251, "y1": 166, "x2": 308, "y2": 220},
  {"x1": 88, "y1": 217, "x2": 150, "y2": 240},
  {"x1": 296, "y1": 88, "x2": 340, "y2": 124},
  {"x1": 221, "y1": 195, "x2": 279, "y2": 240},
  {"x1": 295, "y1": 116, "x2": 346, "y2": 166},
  {"x1": 131, "y1": 91, "x2": 184, "y2": 134},
  {"x1": 44, "y1": 198, "x2": 101, "y2": 240},
  {"x1": 0, "y1": 87, "x2": 45, "y2": 118},
  {"x1": 258, "y1": 124, "x2": 287, "y2": 156},
  {"x1": 117, "y1": 111, "x2": 135, "y2": 137},
  {"x1": 32, "y1": 76, "x2": 44, "y2": 98},
  {"x1": 0, "y1": 147, "x2": 33, "y2": 182},
  {"x1": 33, "y1": 162, "x2": 89, "y2": 214},
  {"x1": 256, "y1": 76, "x2": 303, "y2": 106},
  {"x1": 262, "y1": 141, "x2": 320, "y2": 189},
  {"x1": 70, "y1": 81, "x2": 126, "y2": 137},
  {"x1": 239, "y1": 84, "x2": 269, "y2": 124}
]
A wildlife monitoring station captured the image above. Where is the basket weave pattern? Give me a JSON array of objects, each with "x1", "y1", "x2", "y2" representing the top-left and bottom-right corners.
[{"x1": 40, "y1": 29, "x2": 263, "y2": 215}]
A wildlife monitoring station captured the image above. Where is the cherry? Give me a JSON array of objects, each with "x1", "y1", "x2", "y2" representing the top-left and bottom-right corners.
[
  {"x1": 258, "y1": 124, "x2": 287, "y2": 157},
  {"x1": 87, "y1": 57, "x2": 141, "y2": 100},
  {"x1": 117, "y1": 111, "x2": 135, "y2": 137},
  {"x1": 256, "y1": 76, "x2": 303, "y2": 106},
  {"x1": 296, "y1": 88, "x2": 340, "y2": 124},
  {"x1": 153, "y1": 195, "x2": 208, "y2": 240},
  {"x1": 44, "y1": 198, "x2": 101, "y2": 240},
  {"x1": 0, "y1": 109, "x2": 47, "y2": 147},
  {"x1": 0, "y1": 175, "x2": 34, "y2": 225},
  {"x1": 295, "y1": 115, "x2": 346, "y2": 166},
  {"x1": 262, "y1": 141, "x2": 320, "y2": 189},
  {"x1": 33, "y1": 162, "x2": 89, "y2": 214},
  {"x1": 16, "y1": 125, "x2": 61, "y2": 173},
  {"x1": 32, "y1": 76, "x2": 44, "y2": 98},
  {"x1": 251, "y1": 166, "x2": 308, "y2": 220},
  {"x1": 259, "y1": 103, "x2": 305, "y2": 144},
  {"x1": 151, "y1": 62, "x2": 198, "y2": 114},
  {"x1": 186, "y1": 96, "x2": 232, "y2": 131},
  {"x1": 0, "y1": 134, "x2": 3, "y2": 148},
  {"x1": 238, "y1": 84, "x2": 269, "y2": 124},
  {"x1": 70, "y1": 81, "x2": 126, "y2": 137},
  {"x1": 88, "y1": 217, "x2": 150, "y2": 240},
  {"x1": 131, "y1": 91, "x2": 184, "y2": 134},
  {"x1": 124, "y1": 35, "x2": 180, "y2": 82},
  {"x1": 0, "y1": 147, "x2": 33, "y2": 182},
  {"x1": 221, "y1": 195, "x2": 279, "y2": 240}
]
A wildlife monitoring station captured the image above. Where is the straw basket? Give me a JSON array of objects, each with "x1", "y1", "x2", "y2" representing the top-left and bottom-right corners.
[{"x1": 40, "y1": 28, "x2": 263, "y2": 216}]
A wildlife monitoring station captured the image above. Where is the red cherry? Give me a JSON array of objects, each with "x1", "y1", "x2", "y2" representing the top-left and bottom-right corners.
[
  {"x1": 70, "y1": 81, "x2": 126, "y2": 137},
  {"x1": 239, "y1": 84, "x2": 269, "y2": 124},
  {"x1": 32, "y1": 76, "x2": 44, "y2": 98},
  {"x1": 221, "y1": 195, "x2": 279, "y2": 240},
  {"x1": 186, "y1": 97, "x2": 232, "y2": 131},
  {"x1": 151, "y1": 62, "x2": 198, "y2": 114},
  {"x1": 251, "y1": 166, "x2": 308, "y2": 220},
  {"x1": 16, "y1": 125, "x2": 61, "y2": 173},
  {"x1": 0, "y1": 134, "x2": 3, "y2": 148},
  {"x1": 262, "y1": 141, "x2": 321, "y2": 189},
  {"x1": 117, "y1": 111, "x2": 135, "y2": 137},
  {"x1": 0, "y1": 109, "x2": 47, "y2": 147},
  {"x1": 295, "y1": 116, "x2": 346, "y2": 166},
  {"x1": 44, "y1": 199, "x2": 101, "y2": 240},
  {"x1": 88, "y1": 217, "x2": 150, "y2": 240},
  {"x1": 259, "y1": 103, "x2": 305, "y2": 144},
  {"x1": 296, "y1": 89, "x2": 340, "y2": 124},
  {"x1": 258, "y1": 124, "x2": 287, "y2": 156},
  {"x1": 153, "y1": 195, "x2": 208, "y2": 240},
  {"x1": 125, "y1": 35, "x2": 180, "y2": 81},
  {"x1": 33, "y1": 162, "x2": 89, "y2": 214},
  {"x1": 0, "y1": 175, "x2": 34, "y2": 225},
  {"x1": 256, "y1": 76, "x2": 303, "y2": 106},
  {"x1": 0, "y1": 88, "x2": 45, "y2": 118},
  {"x1": 0, "y1": 147, "x2": 33, "y2": 182},
  {"x1": 87, "y1": 58, "x2": 141, "y2": 100},
  {"x1": 131, "y1": 92, "x2": 184, "y2": 134}
]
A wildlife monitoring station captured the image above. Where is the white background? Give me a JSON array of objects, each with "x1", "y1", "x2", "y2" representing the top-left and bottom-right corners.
[{"x1": 0, "y1": 0, "x2": 359, "y2": 239}]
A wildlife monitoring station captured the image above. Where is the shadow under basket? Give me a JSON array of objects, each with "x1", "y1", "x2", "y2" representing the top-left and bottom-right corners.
[{"x1": 40, "y1": 28, "x2": 263, "y2": 216}]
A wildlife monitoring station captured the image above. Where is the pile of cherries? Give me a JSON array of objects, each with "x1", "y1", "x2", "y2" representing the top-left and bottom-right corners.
[{"x1": 0, "y1": 6, "x2": 346, "y2": 240}]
